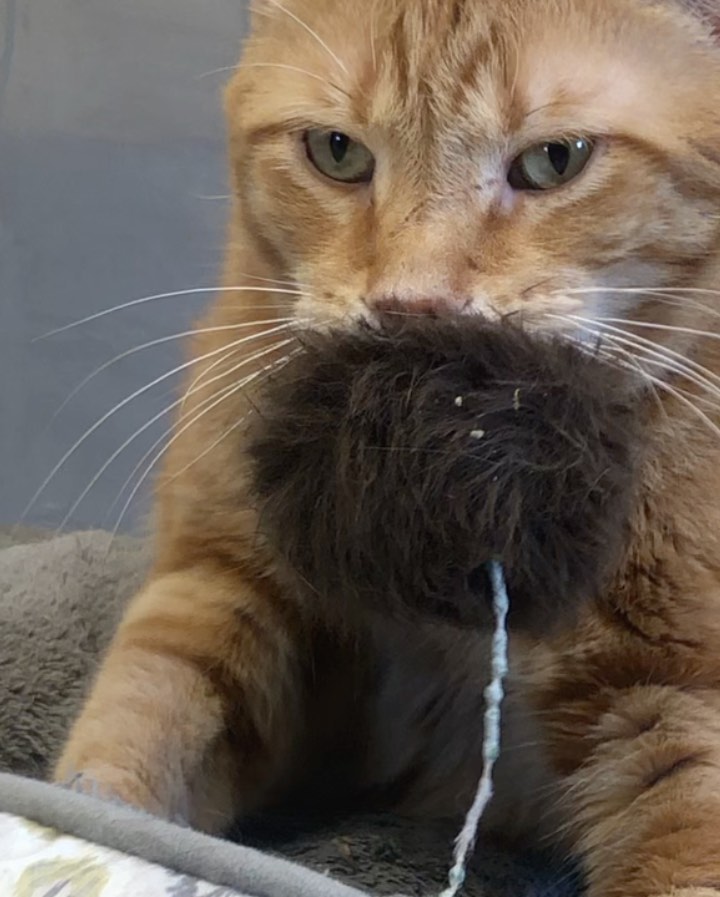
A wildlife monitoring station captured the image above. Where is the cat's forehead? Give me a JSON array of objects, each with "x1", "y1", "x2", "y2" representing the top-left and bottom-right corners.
[
  {"x1": 239, "y1": 0, "x2": 717, "y2": 149},
  {"x1": 348, "y1": 0, "x2": 701, "y2": 127},
  {"x1": 363, "y1": 0, "x2": 588, "y2": 141}
]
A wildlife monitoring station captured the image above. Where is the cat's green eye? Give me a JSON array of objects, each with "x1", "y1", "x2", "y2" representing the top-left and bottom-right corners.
[
  {"x1": 304, "y1": 129, "x2": 375, "y2": 184},
  {"x1": 508, "y1": 138, "x2": 594, "y2": 191}
]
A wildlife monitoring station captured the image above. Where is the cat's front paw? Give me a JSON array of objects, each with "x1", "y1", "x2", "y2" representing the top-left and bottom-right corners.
[{"x1": 54, "y1": 765, "x2": 189, "y2": 826}]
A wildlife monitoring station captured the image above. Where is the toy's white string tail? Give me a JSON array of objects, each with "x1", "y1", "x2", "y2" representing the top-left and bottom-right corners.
[{"x1": 439, "y1": 559, "x2": 510, "y2": 897}]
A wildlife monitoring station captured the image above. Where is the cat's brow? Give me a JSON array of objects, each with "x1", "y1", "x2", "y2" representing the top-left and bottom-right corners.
[
  {"x1": 245, "y1": 116, "x2": 363, "y2": 146},
  {"x1": 245, "y1": 122, "x2": 302, "y2": 145},
  {"x1": 237, "y1": 62, "x2": 351, "y2": 97},
  {"x1": 259, "y1": 0, "x2": 349, "y2": 76}
]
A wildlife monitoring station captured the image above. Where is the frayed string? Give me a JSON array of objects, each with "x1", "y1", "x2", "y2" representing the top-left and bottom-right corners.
[{"x1": 439, "y1": 559, "x2": 510, "y2": 897}]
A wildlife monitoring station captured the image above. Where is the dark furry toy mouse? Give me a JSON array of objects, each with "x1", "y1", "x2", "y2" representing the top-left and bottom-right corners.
[{"x1": 249, "y1": 318, "x2": 647, "y2": 634}]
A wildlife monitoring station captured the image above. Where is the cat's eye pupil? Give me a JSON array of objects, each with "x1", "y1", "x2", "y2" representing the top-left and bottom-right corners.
[
  {"x1": 304, "y1": 128, "x2": 375, "y2": 184},
  {"x1": 508, "y1": 137, "x2": 594, "y2": 191},
  {"x1": 329, "y1": 132, "x2": 350, "y2": 163},
  {"x1": 547, "y1": 143, "x2": 570, "y2": 176}
]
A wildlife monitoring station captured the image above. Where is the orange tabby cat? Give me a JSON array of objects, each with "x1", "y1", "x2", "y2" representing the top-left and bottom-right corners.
[{"x1": 56, "y1": 0, "x2": 720, "y2": 893}]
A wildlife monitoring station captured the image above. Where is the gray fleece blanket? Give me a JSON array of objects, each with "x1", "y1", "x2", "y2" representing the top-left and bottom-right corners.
[{"x1": 0, "y1": 530, "x2": 580, "y2": 897}]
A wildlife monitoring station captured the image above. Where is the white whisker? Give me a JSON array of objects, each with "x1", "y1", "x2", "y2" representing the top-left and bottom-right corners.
[
  {"x1": 625, "y1": 361, "x2": 720, "y2": 441},
  {"x1": 99, "y1": 340, "x2": 295, "y2": 532},
  {"x1": 236, "y1": 61, "x2": 348, "y2": 93},
  {"x1": 580, "y1": 324, "x2": 720, "y2": 403},
  {"x1": 180, "y1": 344, "x2": 249, "y2": 413},
  {"x1": 559, "y1": 285, "x2": 720, "y2": 323},
  {"x1": 556, "y1": 317, "x2": 720, "y2": 441},
  {"x1": 107, "y1": 339, "x2": 297, "y2": 517},
  {"x1": 165, "y1": 354, "x2": 302, "y2": 486},
  {"x1": 612, "y1": 291, "x2": 720, "y2": 322},
  {"x1": 22, "y1": 324, "x2": 291, "y2": 525},
  {"x1": 554, "y1": 314, "x2": 720, "y2": 391},
  {"x1": 591, "y1": 316, "x2": 720, "y2": 342},
  {"x1": 110, "y1": 347, "x2": 297, "y2": 536},
  {"x1": 634, "y1": 357, "x2": 720, "y2": 411},
  {"x1": 259, "y1": 0, "x2": 348, "y2": 75},
  {"x1": 553, "y1": 317, "x2": 694, "y2": 415},
  {"x1": 563, "y1": 286, "x2": 720, "y2": 299},
  {"x1": 37, "y1": 284, "x2": 303, "y2": 340},
  {"x1": 48, "y1": 319, "x2": 295, "y2": 426},
  {"x1": 195, "y1": 65, "x2": 238, "y2": 80}
]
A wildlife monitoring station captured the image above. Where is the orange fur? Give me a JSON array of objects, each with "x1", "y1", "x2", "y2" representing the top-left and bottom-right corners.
[{"x1": 56, "y1": 1, "x2": 720, "y2": 893}]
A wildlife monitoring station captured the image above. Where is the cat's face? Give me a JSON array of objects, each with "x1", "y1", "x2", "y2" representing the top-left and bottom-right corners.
[{"x1": 225, "y1": 0, "x2": 720, "y2": 344}]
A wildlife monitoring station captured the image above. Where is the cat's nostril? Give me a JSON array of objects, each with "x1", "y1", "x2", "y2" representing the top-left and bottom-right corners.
[{"x1": 371, "y1": 295, "x2": 463, "y2": 318}]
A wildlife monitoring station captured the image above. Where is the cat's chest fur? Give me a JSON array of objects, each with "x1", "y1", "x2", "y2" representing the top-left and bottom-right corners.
[{"x1": 359, "y1": 615, "x2": 562, "y2": 841}]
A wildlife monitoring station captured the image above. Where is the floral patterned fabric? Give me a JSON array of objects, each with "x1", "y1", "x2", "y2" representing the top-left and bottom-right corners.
[{"x1": 0, "y1": 813, "x2": 245, "y2": 897}]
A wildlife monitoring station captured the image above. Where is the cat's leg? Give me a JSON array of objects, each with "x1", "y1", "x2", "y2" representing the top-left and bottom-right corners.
[
  {"x1": 54, "y1": 566, "x2": 305, "y2": 833},
  {"x1": 553, "y1": 685, "x2": 720, "y2": 897}
]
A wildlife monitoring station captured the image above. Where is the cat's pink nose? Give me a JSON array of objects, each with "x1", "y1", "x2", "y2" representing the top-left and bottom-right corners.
[{"x1": 370, "y1": 294, "x2": 467, "y2": 318}]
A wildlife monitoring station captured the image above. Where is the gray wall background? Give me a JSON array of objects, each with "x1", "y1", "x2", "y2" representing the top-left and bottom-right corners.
[{"x1": 0, "y1": 0, "x2": 249, "y2": 530}]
